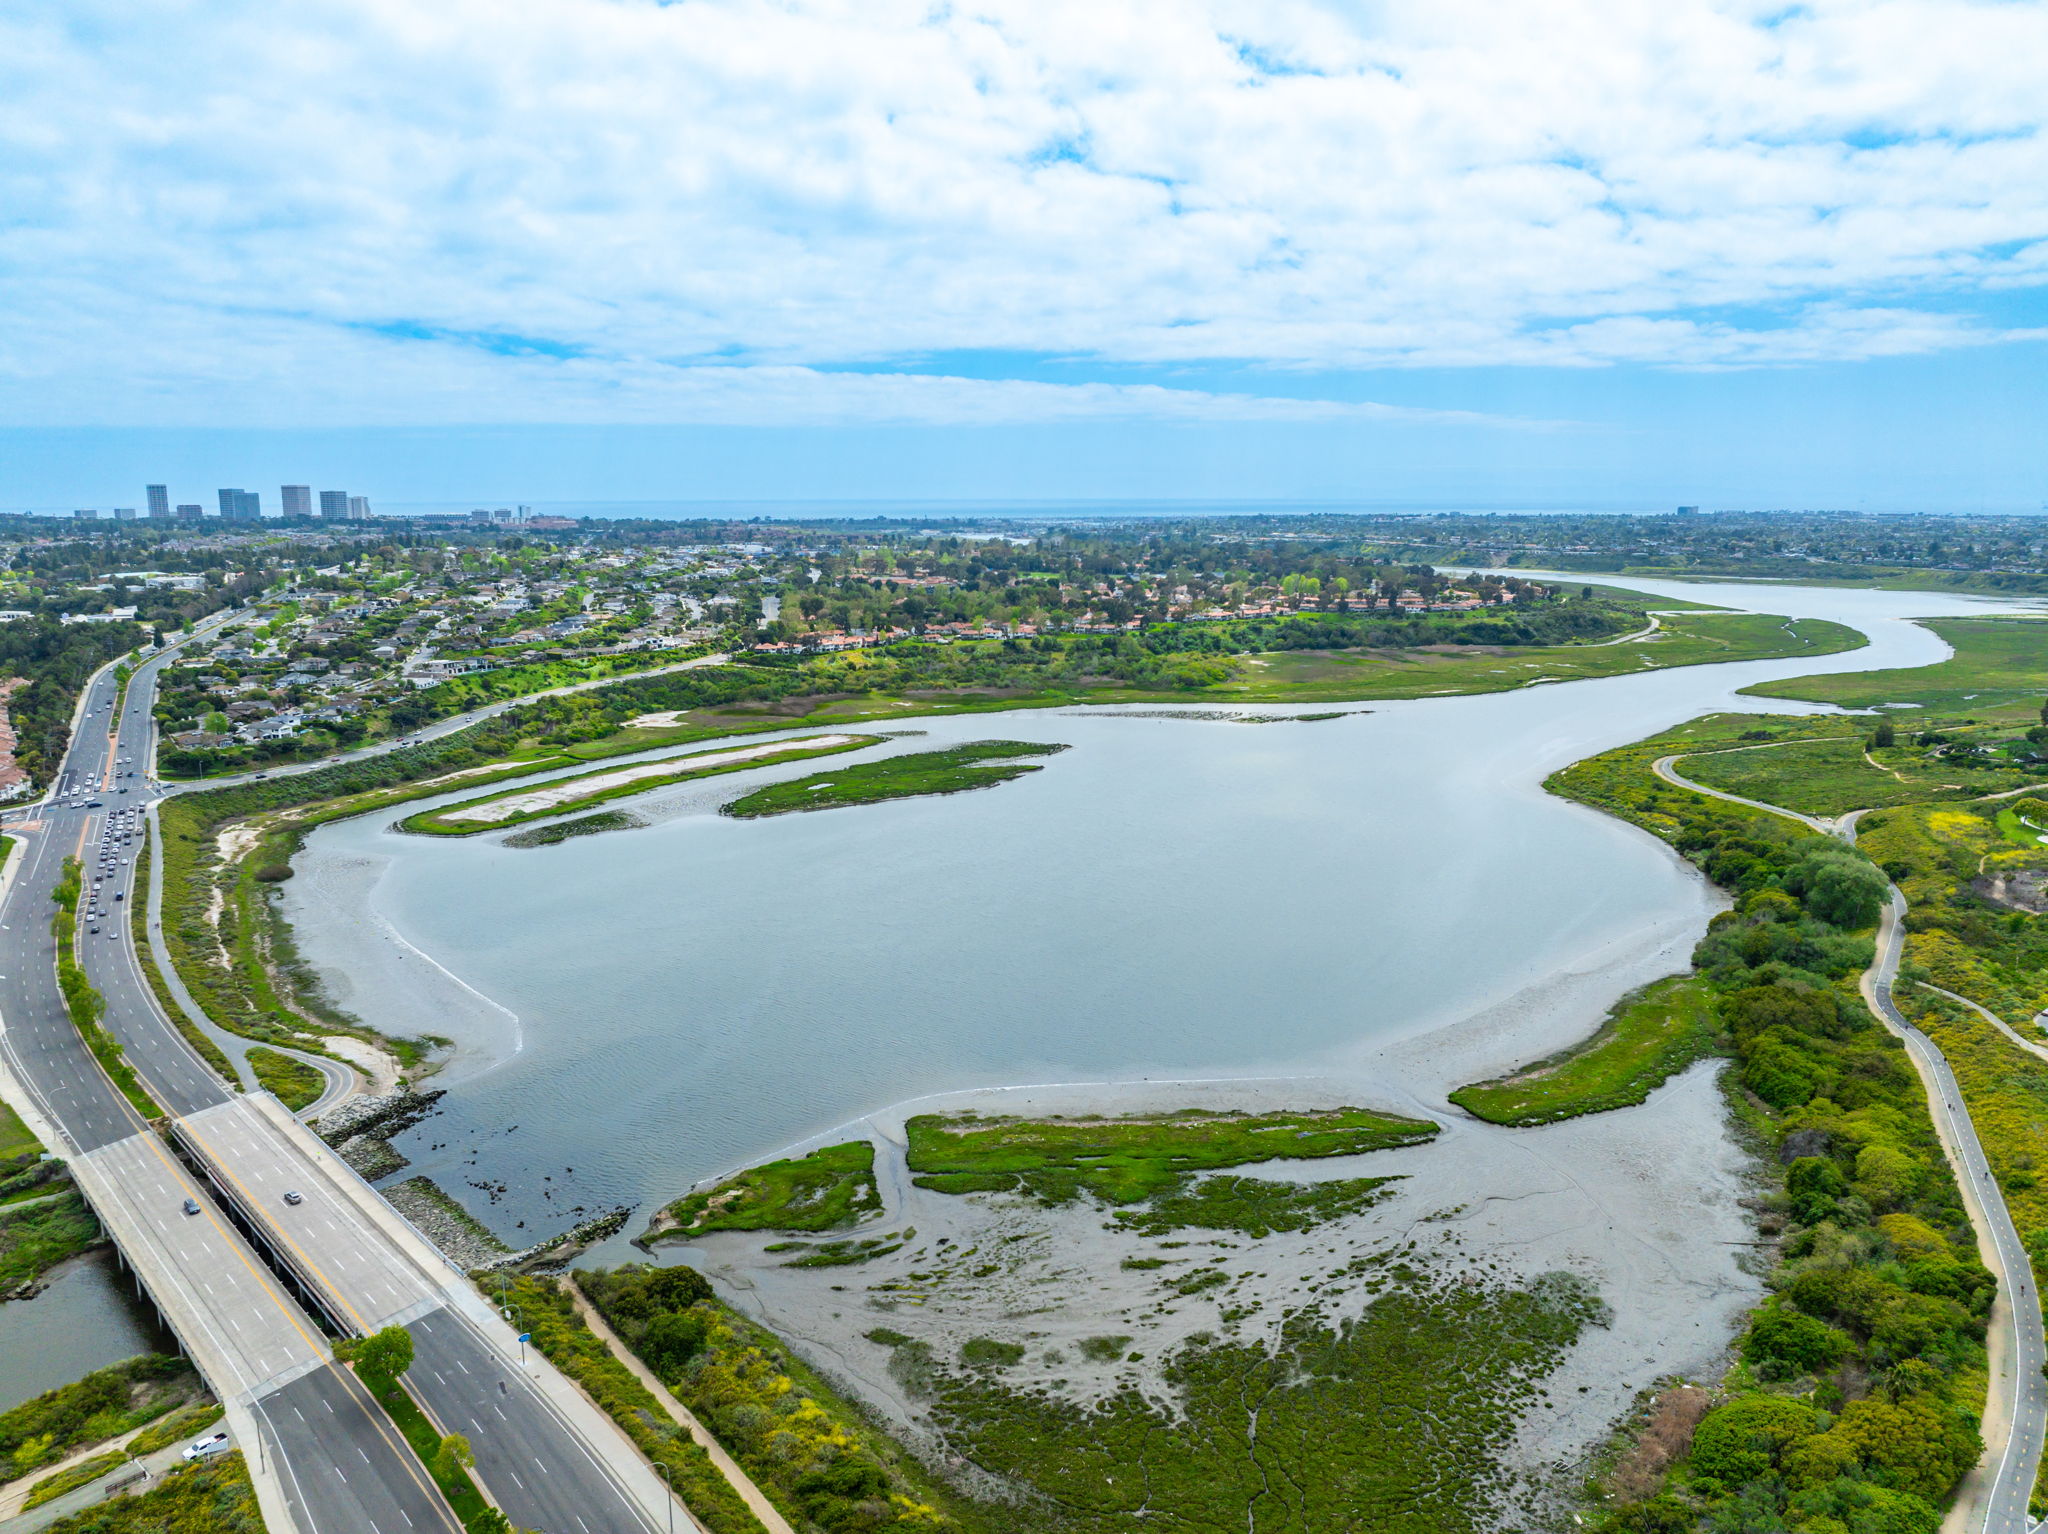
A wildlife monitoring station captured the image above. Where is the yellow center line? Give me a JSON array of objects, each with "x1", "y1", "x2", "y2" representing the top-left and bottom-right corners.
[
  {"x1": 317, "y1": 1361, "x2": 467, "y2": 1534},
  {"x1": 175, "y1": 1112, "x2": 376, "y2": 1336},
  {"x1": 123, "y1": 1126, "x2": 332, "y2": 1363}
]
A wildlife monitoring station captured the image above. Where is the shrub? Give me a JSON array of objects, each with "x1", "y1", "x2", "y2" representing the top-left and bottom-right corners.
[
  {"x1": 1687, "y1": 1395, "x2": 1822, "y2": 1484},
  {"x1": 1743, "y1": 1303, "x2": 1850, "y2": 1378}
]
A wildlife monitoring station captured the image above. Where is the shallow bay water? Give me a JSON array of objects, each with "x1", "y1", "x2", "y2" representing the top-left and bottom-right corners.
[{"x1": 284, "y1": 577, "x2": 2031, "y2": 1257}]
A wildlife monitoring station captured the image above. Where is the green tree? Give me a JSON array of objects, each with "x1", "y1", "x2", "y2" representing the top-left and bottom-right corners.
[
  {"x1": 353, "y1": 1325, "x2": 415, "y2": 1381},
  {"x1": 1688, "y1": 1394, "x2": 1823, "y2": 1484},
  {"x1": 433, "y1": 1432, "x2": 473, "y2": 1484},
  {"x1": 1742, "y1": 1303, "x2": 1850, "y2": 1378}
]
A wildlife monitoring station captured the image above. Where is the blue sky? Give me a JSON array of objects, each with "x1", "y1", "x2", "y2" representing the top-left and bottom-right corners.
[{"x1": 3, "y1": 0, "x2": 2045, "y2": 510}]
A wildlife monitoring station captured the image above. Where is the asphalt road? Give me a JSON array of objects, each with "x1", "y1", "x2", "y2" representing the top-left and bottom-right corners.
[
  {"x1": 0, "y1": 632, "x2": 461, "y2": 1534},
  {"x1": 52, "y1": 630, "x2": 677, "y2": 1534}
]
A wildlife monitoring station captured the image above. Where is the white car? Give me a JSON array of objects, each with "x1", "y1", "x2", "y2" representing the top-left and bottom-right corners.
[{"x1": 182, "y1": 1431, "x2": 230, "y2": 1461}]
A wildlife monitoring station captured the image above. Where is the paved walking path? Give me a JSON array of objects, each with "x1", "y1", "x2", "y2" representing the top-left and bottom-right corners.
[
  {"x1": 561, "y1": 1278, "x2": 797, "y2": 1534},
  {"x1": 1652, "y1": 760, "x2": 2045, "y2": 1534}
]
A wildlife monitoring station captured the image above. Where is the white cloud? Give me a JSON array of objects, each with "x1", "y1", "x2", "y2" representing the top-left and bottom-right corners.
[{"x1": 0, "y1": 0, "x2": 2042, "y2": 425}]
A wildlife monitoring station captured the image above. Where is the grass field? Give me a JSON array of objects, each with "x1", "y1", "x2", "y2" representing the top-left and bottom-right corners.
[
  {"x1": 906, "y1": 1107, "x2": 1438, "y2": 1204},
  {"x1": 1449, "y1": 975, "x2": 1720, "y2": 1126},
  {"x1": 1744, "y1": 615, "x2": 2048, "y2": 716},
  {"x1": 1168, "y1": 613, "x2": 1864, "y2": 705},
  {"x1": 722, "y1": 739, "x2": 1067, "y2": 818},
  {"x1": 1676, "y1": 735, "x2": 2044, "y2": 817},
  {"x1": 399, "y1": 732, "x2": 878, "y2": 834},
  {"x1": 651, "y1": 1141, "x2": 881, "y2": 1237},
  {"x1": 0, "y1": 1099, "x2": 41, "y2": 1160},
  {"x1": 245, "y1": 1047, "x2": 325, "y2": 1111}
]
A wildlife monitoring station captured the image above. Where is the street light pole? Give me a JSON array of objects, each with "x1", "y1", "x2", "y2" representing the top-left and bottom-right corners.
[{"x1": 655, "y1": 1460, "x2": 674, "y2": 1534}]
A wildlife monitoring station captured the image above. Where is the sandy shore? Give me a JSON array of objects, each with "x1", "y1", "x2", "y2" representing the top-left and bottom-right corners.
[{"x1": 440, "y1": 734, "x2": 862, "y2": 822}]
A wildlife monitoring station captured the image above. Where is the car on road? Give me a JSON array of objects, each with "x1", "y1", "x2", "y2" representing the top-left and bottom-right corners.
[
  {"x1": 283, "y1": 1190, "x2": 303, "y2": 1205},
  {"x1": 181, "y1": 1198, "x2": 200, "y2": 1216},
  {"x1": 182, "y1": 1431, "x2": 230, "y2": 1461}
]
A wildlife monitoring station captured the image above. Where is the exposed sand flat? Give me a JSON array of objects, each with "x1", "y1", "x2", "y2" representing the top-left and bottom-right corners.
[{"x1": 442, "y1": 734, "x2": 863, "y2": 823}]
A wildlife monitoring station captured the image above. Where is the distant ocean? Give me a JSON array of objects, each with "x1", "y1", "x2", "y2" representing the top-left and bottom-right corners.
[{"x1": 373, "y1": 499, "x2": 1671, "y2": 523}]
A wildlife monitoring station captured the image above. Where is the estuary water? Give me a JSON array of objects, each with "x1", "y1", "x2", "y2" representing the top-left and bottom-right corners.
[{"x1": 284, "y1": 577, "x2": 2036, "y2": 1247}]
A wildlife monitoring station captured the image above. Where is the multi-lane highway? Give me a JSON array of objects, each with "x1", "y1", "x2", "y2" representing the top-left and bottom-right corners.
[
  {"x1": 0, "y1": 631, "x2": 461, "y2": 1534},
  {"x1": 2, "y1": 622, "x2": 694, "y2": 1534}
]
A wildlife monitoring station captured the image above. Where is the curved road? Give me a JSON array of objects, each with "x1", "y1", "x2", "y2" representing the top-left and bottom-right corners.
[{"x1": 1658, "y1": 747, "x2": 2045, "y2": 1534}]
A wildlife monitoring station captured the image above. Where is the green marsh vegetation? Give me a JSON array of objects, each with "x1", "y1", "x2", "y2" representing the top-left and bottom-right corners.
[
  {"x1": 398, "y1": 731, "x2": 878, "y2": 835},
  {"x1": 576, "y1": 1264, "x2": 979, "y2": 1532},
  {"x1": 1109, "y1": 1173, "x2": 1402, "y2": 1238},
  {"x1": 720, "y1": 740, "x2": 1067, "y2": 818},
  {"x1": 652, "y1": 1141, "x2": 881, "y2": 1238},
  {"x1": 502, "y1": 809, "x2": 640, "y2": 847},
  {"x1": 1450, "y1": 975, "x2": 1720, "y2": 1126},
  {"x1": 1209, "y1": 611, "x2": 1862, "y2": 704},
  {"x1": 1745, "y1": 615, "x2": 2048, "y2": 716},
  {"x1": 1548, "y1": 725, "x2": 1994, "y2": 1531},
  {"x1": 864, "y1": 1261, "x2": 1612, "y2": 1534},
  {"x1": 904, "y1": 1106, "x2": 1437, "y2": 1204}
]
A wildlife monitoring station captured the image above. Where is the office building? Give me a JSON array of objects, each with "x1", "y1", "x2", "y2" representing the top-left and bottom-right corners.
[
  {"x1": 218, "y1": 488, "x2": 262, "y2": 522},
  {"x1": 348, "y1": 496, "x2": 371, "y2": 518},
  {"x1": 112, "y1": 508, "x2": 136, "y2": 522},
  {"x1": 469, "y1": 507, "x2": 492, "y2": 523},
  {"x1": 318, "y1": 490, "x2": 350, "y2": 519},
  {"x1": 176, "y1": 504, "x2": 203, "y2": 522},
  {"x1": 72, "y1": 508, "x2": 97, "y2": 520},
  {"x1": 281, "y1": 485, "x2": 312, "y2": 519},
  {"x1": 146, "y1": 485, "x2": 169, "y2": 519}
]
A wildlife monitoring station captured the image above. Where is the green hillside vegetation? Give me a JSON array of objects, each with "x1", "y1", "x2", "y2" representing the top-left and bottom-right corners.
[
  {"x1": 0, "y1": 1356, "x2": 198, "y2": 1484},
  {"x1": 38, "y1": 1452, "x2": 260, "y2": 1534},
  {"x1": 721, "y1": 740, "x2": 1067, "y2": 818},
  {"x1": 577, "y1": 1265, "x2": 983, "y2": 1532},
  {"x1": 399, "y1": 732, "x2": 877, "y2": 834},
  {"x1": 476, "y1": 1274, "x2": 764, "y2": 1534},
  {"x1": 1450, "y1": 975, "x2": 1720, "y2": 1126},
  {"x1": 906, "y1": 1107, "x2": 1437, "y2": 1204},
  {"x1": 652, "y1": 1142, "x2": 881, "y2": 1238},
  {"x1": 1744, "y1": 616, "x2": 2048, "y2": 717},
  {"x1": 1548, "y1": 728, "x2": 1993, "y2": 1532},
  {"x1": 0, "y1": 1188, "x2": 100, "y2": 1294}
]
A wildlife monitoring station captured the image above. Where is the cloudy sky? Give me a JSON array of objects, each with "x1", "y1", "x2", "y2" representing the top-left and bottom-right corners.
[{"x1": 5, "y1": 0, "x2": 2045, "y2": 508}]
